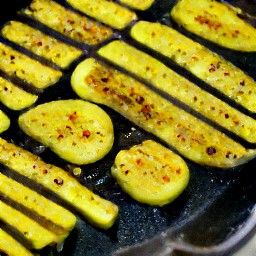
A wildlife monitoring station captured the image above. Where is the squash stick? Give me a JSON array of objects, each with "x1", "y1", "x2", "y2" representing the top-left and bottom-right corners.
[
  {"x1": 0, "y1": 137, "x2": 118, "y2": 229},
  {"x1": 0, "y1": 173, "x2": 77, "y2": 241},
  {"x1": 170, "y1": 0, "x2": 256, "y2": 51},
  {"x1": 98, "y1": 40, "x2": 256, "y2": 143},
  {"x1": 71, "y1": 58, "x2": 256, "y2": 168},
  {"x1": 0, "y1": 200, "x2": 57, "y2": 250},
  {"x1": 0, "y1": 228, "x2": 34, "y2": 256},
  {"x1": 131, "y1": 21, "x2": 256, "y2": 113}
]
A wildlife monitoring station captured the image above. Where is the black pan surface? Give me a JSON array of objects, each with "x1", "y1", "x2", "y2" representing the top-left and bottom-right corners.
[{"x1": 0, "y1": 1, "x2": 256, "y2": 256}]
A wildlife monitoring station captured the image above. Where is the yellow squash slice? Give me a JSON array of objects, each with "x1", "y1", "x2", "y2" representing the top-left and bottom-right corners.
[
  {"x1": 111, "y1": 140, "x2": 189, "y2": 206},
  {"x1": 0, "y1": 137, "x2": 119, "y2": 229},
  {"x1": 66, "y1": 0, "x2": 137, "y2": 30},
  {"x1": 0, "y1": 110, "x2": 10, "y2": 134},
  {"x1": 0, "y1": 228, "x2": 34, "y2": 256},
  {"x1": 2, "y1": 21, "x2": 83, "y2": 69},
  {"x1": 71, "y1": 58, "x2": 256, "y2": 168},
  {"x1": 170, "y1": 0, "x2": 256, "y2": 52},
  {"x1": 0, "y1": 77, "x2": 38, "y2": 111},
  {"x1": 0, "y1": 200, "x2": 57, "y2": 250},
  {"x1": 22, "y1": 0, "x2": 113, "y2": 45},
  {"x1": 0, "y1": 42, "x2": 62, "y2": 89},
  {"x1": 98, "y1": 40, "x2": 256, "y2": 143},
  {"x1": 18, "y1": 99, "x2": 114, "y2": 165},
  {"x1": 119, "y1": 0, "x2": 155, "y2": 10},
  {"x1": 0, "y1": 173, "x2": 77, "y2": 241},
  {"x1": 131, "y1": 21, "x2": 256, "y2": 113}
]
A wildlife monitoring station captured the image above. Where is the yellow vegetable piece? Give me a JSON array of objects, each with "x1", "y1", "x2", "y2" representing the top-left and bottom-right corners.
[
  {"x1": 131, "y1": 21, "x2": 256, "y2": 113},
  {"x1": 119, "y1": 0, "x2": 154, "y2": 10},
  {"x1": 98, "y1": 40, "x2": 256, "y2": 143},
  {"x1": 22, "y1": 0, "x2": 113, "y2": 45},
  {"x1": 0, "y1": 77, "x2": 38, "y2": 111},
  {"x1": 66, "y1": 0, "x2": 137, "y2": 29},
  {"x1": 0, "y1": 228, "x2": 34, "y2": 256},
  {"x1": 0, "y1": 200, "x2": 57, "y2": 250},
  {"x1": 0, "y1": 137, "x2": 119, "y2": 229},
  {"x1": 0, "y1": 173, "x2": 77, "y2": 241},
  {"x1": 170, "y1": 0, "x2": 256, "y2": 52},
  {"x1": 111, "y1": 140, "x2": 189, "y2": 206},
  {"x1": 71, "y1": 58, "x2": 256, "y2": 168},
  {"x1": 18, "y1": 99, "x2": 114, "y2": 165},
  {"x1": 0, "y1": 110, "x2": 10, "y2": 133},
  {"x1": 2, "y1": 21, "x2": 83, "y2": 69},
  {"x1": 0, "y1": 42, "x2": 62, "y2": 89}
]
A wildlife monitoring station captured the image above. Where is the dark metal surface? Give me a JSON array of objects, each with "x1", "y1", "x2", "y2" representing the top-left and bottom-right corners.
[{"x1": 0, "y1": 1, "x2": 256, "y2": 256}]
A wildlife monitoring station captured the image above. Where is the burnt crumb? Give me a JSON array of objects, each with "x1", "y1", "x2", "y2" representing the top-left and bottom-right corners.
[
  {"x1": 54, "y1": 177, "x2": 64, "y2": 185},
  {"x1": 206, "y1": 147, "x2": 216, "y2": 155}
]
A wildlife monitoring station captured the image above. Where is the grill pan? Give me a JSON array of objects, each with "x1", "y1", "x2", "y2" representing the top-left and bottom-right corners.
[{"x1": 0, "y1": 0, "x2": 256, "y2": 256}]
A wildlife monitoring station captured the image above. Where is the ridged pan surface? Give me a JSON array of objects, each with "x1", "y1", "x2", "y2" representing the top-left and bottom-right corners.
[{"x1": 0, "y1": 1, "x2": 256, "y2": 256}]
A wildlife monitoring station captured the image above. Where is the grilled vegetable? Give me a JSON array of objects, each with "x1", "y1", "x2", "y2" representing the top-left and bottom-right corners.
[
  {"x1": 22, "y1": 0, "x2": 113, "y2": 45},
  {"x1": 0, "y1": 77, "x2": 38, "y2": 111},
  {"x1": 170, "y1": 0, "x2": 256, "y2": 52},
  {"x1": 66, "y1": 0, "x2": 137, "y2": 30},
  {"x1": 0, "y1": 137, "x2": 119, "y2": 229},
  {"x1": 71, "y1": 58, "x2": 256, "y2": 168},
  {"x1": 111, "y1": 140, "x2": 189, "y2": 206},
  {"x1": 119, "y1": 0, "x2": 154, "y2": 10},
  {"x1": 130, "y1": 21, "x2": 256, "y2": 113},
  {"x1": 0, "y1": 110, "x2": 10, "y2": 133},
  {"x1": 0, "y1": 42, "x2": 62, "y2": 89},
  {"x1": 98, "y1": 40, "x2": 256, "y2": 143},
  {"x1": 18, "y1": 99, "x2": 114, "y2": 165},
  {"x1": 2, "y1": 21, "x2": 83, "y2": 69},
  {"x1": 0, "y1": 199, "x2": 57, "y2": 250},
  {"x1": 0, "y1": 228, "x2": 34, "y2": 256},
  {"x1": 0, "y1": 173, "x2": 77, "y2": 241}
]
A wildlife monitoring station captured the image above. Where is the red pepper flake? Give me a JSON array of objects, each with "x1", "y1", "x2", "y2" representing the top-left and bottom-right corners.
[
  {"x1": 209, "y1": 63, "x2": 217, "y2": 72},
  {"x1": 125, "y1": 170, "x2": 130, "y2": 175},
  {"x1": 42, "y1": 169, "x2": 48, "y2": 174},
  {"x1": 162, "y1": 175, "x2": 170, "y2": 183},
  {"x1": 240, "y1": 80, "x2": 245, "y2": 86},
  {"x1": 136, "y1": 96, "x2": 145, "y2": 104},
  {"x1": 225, "y1": 113, "x2": 229, "y2": 119},
  {"x1": 83, "y1": 130, "x2": 91, "y2": 138},
  {"x1": 176, "y1": 169, "x2": 181, "y2": 175},
  {"x1": 57, "y1": 134, "x2": 64, "y2": 140},
  {"x1": 69, "y1": 111, "x2": 78, "y2": 121},
  {"x1": 224, "y1": 72, "x2": 230, "y2": 76},
  {"x1": 101, "y1": 78, "x2": 109, "y2": 83},
  {"x1": 54, "y1": 177, "x2": 64, "y2": 185},
  {"x1": 206, "y1": 147, "x2": 216, "y2": 155},
  {"x1": 194, "y1": 15, "x2": 222, "y2": 30},
  {"x1": 136, "y1": 159, "x2": 142, "y2": 165}
]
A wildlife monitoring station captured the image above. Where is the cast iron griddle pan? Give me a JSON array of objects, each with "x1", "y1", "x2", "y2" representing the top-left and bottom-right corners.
[{"x1": 0, "y1": 0, "x2": 256, "y2": 255}]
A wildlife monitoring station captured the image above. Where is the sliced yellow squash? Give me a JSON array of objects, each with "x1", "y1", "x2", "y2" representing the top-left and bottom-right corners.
[
  {"x1": 98, "y1": 40, "x2": 256, "y2": 143},
  {"x1": 0, "y1": 228, "x2": 34, "y2": 256},
  {"x1": 130, "y1": 21, "x2": 256, "y2": 113},
  {"x1": 71, "y1": 58, "x2": 256, "y2": 168},
  {"x1": 119, "y1": 0, "x2": 154, "y2": 10},
  {"x1": 0, "y1": 200, "x2": 57, "y2": 250},
  {"x1": 0, "y1": 42, "x2": 62, "y2": 89},
  {"x1": 66, "y1": 0, "x2": 137, "y2": 29},
  {"x1": 170, "y1": 0, "x2": 256, "y2": 51},
  {"x1": 18, "y1": 99, "x2": 114, "y2": 165},
  {"x1": 2, "y1": 21, "x2": 83, "y2": 69},
  {"x1": 0, "y1": 110, "x2": 10, "y2": 133},
  {"x1": 111, "y1": 140, "x2": 189, "y2": 206},
  {"x1": 0, "y1": 137, "x2": 119, "y2": 229},
  {"x1": 22, "y1": 0, "x2": 113, "y2": 45},
  {"x1": 0, "y1": 173, "x2": 77, "y2": 241},
  {"x1": 0, "y1": 77, "x2": 38, "y2": 111}
]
